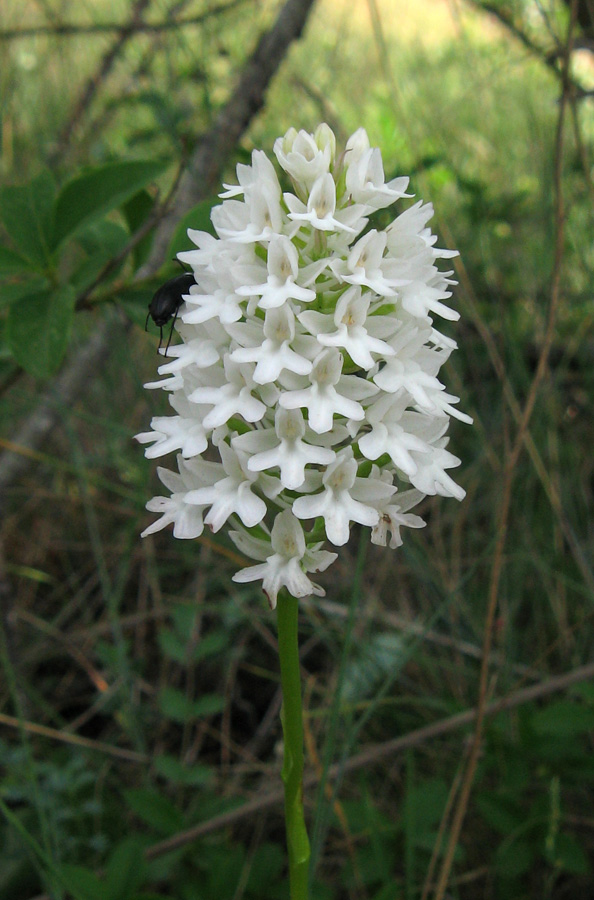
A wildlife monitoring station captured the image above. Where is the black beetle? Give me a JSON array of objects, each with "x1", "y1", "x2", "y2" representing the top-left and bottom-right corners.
[{"x1": 145, "y1": 271, "x2": 195, "y2": 356}]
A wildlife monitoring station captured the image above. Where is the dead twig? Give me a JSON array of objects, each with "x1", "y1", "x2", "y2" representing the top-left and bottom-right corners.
[
  {"x1": 50, "y1": 0, "x2": 153, "y2": 164},
  {"x1": 75, "y1": 152, "x2": 188, "y2": 312},
  {"x1": 23, "y1": 659, "x2": 594, "y2": 900},
  {"x1": 430, "y1": 5, "x2": 578, "y2": 897},
  {"x1": 0, "y1": 711, "x2": 147, "y2": 762},
  {"x1": 143, "y1": 0, "x2": 319, "y2": 272},
  {"x1": 0, "y1": 0, "x2": 246, "y2": 40},
  {"x1": 0, "y1": 0, "x2": 319, "y2": 504},
  {"x1": 145, "y1": 660, "x2": 594, "y2": 860}
]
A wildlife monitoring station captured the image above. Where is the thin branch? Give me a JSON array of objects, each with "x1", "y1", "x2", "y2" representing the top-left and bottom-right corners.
[
  {"x1": 50, "y1": 0, "x2": 153, "y2": 164},
  {"x1": 71, "y1": 0, "x2": 197, "y2": 154},
  {"x1": 75, "y1": 154, "x2": 187, "y2": 312},
  {"x1": 0, "y1": 0, "x2": 246, "y2": 40},
  {"x1": 0, "y1": 712, "x2": 148, "y2": 762},
  {"x1": 467, "y1": 0, "x2": 590, "y2": 92},
  {"x1": 431, "y1": 4, "x2": 578, "y2": 896},
  {"x1": 142, "y1": 0, "x2": 319, "y2": 272},
  {"x1": 0, "y1": 0, "x2": 318, "y2": 501},
  {"x1": 0, "y1": 321, "x2": 119, "y2": 507},
  {"x1": 315, "y1": 598, "x2": 541, "y2": 678},
  {"x1": 24, "y1": 659, "x2": 594, "y2": 900},
  {"x1": 145, "y1": 661, "x2": 594, "y2": 859},
  {"x1": 468, "y1": 0, "x2": 560, "y2": 62}
]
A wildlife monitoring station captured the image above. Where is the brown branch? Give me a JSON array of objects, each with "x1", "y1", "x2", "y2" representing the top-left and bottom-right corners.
[
  {"x1": 143, "y1": 0, "x2": 319, "y2": 272},
  {"x1": 442, "y1": 222, "x2": 594, "y2": 598},
  {"x1": 145, "y1": 661, "x2": 594, "y2": 859},
  {"x1": 50, "y1": 0, "x2": 153, "y2": 164},
  {"x1": 24, "y1": 659, "x2": 594, "y2": 900},
  {"x1": 0, "y1": 712, "x2": 147, "y2": 762},
  {"x1": 70, "y1": 0, "x2": 198, "y2": 154},
  {"x1": 467, "y1": 0, "x2": 590, "y2": 91},
  {"x1": 0, "y1": 0, "x2": 246, "y2": 40},
  {"x1": 75, "y1": 154, "x2": 187, "y2": 312},
  {"x1": 431, "y1": 4, "x2": 578, "y2": 897},
  {"x1": 469, "y1": 0, "x2": 561, "y2": 62},
  {"x1": 560, "y1": 0, "x2": 594, "y2": 37},
  {"x1": 0, "y1": 0, "x2": 318, "y2": 501},
  {"x1": 0, "y1": 321, "x2": 118, "y2": 507}
]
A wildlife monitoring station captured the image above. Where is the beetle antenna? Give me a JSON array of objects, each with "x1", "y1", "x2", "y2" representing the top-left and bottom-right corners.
[{"x1": 145, "y1": 310, "x2": 151, "y2": 332}]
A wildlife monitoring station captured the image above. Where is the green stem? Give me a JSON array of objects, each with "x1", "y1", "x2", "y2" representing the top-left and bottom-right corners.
[{"x1": 277, "y1": 591, "x2": 310, "y2": 900}]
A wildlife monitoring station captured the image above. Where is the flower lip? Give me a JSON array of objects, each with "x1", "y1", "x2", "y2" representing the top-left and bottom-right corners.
[{"x1": 231, "y1": 510, "x2": 337, "y2": 608}]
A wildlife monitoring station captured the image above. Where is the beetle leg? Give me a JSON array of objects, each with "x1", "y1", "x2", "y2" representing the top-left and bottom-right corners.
[{"x1": 163, "y1": 307, "x2": 180, "y2": 357}]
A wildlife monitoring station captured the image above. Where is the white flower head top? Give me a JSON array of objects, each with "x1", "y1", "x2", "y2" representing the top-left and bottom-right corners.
[{"x1": 138, "y1": 125, "x2": 471, "y2": 608}]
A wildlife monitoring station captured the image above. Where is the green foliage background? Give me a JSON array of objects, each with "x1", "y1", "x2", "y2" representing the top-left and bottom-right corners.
[{"x1": 1, "y1": 1, "x2": 593, "y2": 898}]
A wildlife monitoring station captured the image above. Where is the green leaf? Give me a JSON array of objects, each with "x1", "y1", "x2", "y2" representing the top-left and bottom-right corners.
[
  {"x1": 495, "y1": 838, "x2": 535, "y2": 878},
  {"x1": 192, "y1": 693, "x2": 226, "y2": 717},
  {"x1": 546, "y1": 832, "x2": 591, "y2": 875},
  {"x1": 158, "y1": 627, "x2": 229, "y2": 665},
  {"x1": 115, "y1": 285, "x2": 152, "y2": 329},
  {"x1": 199, "y1": 844, "x2": 245, "y2": 896},
  {"x1": 0, "y1": 245, "x2": 31, "y2": 275},
  {"x1": 0, "y1": 170, "x2": 56, "y2": 265},
  {"x1": 0, "y1": 857, "x2": 40, "y2": 900},
  {"x1": 0, "y1": 274, "x2": 50, "y2": 309},
  {"x1": 192, "y1": 631, "x2": 229, "y2": 663},
  {"x1": 245, "y1": 843, "x2": 285, "y2": 898},
  {"x1": 158, "y1": 629, "x2": 189, "y2": 664},
  {"x1": 570, "y1": 683, "x2": 594, "y2": 703},
  {"x1": 59, "y1": 865, "x2": 104, "y2": 900},
  {"x1": 75, "y1": 218, "x2": 129, "y2": 257},
  {"x1": 6, "y1": 284, "x2": 76, "y2": 377},
  {"x1": 124, "y1": 788, "x2": 185, "y2": 836},
  {"x1": 157, "y1": 687, "x2": 225, "y2": 723},
  {"x1": 153, "y1": 754, "x2": 212, "y2": 786},
  {"x1": 342, "y1": 631, "x2": 405, "y2": 702},
  {"x1": 476, "y1": 793, "x2": 523, "y2": 835},
  {"x1": 165, "y1": 197, "x2": 218, "y2": 261},
  {"x1": 187, "y1": 791, "x2": 245, "y2": 824},
  {"x1": 171, "y1": 602, "x2": 198, "y2": 638},
  {"x1": 158, "y1": 687, "x2": 196, "y2": 723},
  {"x1": 372, "y1": 886, "x2": 399, "y2": 900},
  {"x1": 405, "y1": 777, "x2": 449, "y2": 834},
  {"x1": 123, "y1": 189, "x2": 156, "y2": 271},
  {"x1": 531, "y1": 701, "x2": 594, "y2": 737},
  {"x1": 68, "y1": 220, "x2": 130, "y2": 293},
  {"x1": 52, "y1": 160, "x2": 166, "y2": 249},
  {"x1": 105, "y1": 838, "x2": 147, "y2": 900}
]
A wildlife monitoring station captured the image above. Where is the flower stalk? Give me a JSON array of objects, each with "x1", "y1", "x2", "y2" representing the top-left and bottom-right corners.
[{"x1": 277, "y1": 590, "x2": 310, "y2": 899}]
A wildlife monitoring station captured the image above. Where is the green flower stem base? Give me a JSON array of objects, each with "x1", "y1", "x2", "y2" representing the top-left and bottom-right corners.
[{"x1": 277, "y1": 590, "x2": 310, "y2": 900}]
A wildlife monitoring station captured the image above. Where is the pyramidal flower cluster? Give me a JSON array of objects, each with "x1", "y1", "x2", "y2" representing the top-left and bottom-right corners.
[{"x1": 137, "y1": 125, "x2": 471, "y2": 607}]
